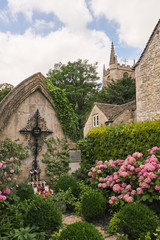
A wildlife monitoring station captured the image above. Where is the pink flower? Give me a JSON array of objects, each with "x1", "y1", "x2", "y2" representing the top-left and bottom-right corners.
[
  {"x1": 0, "y1": 195, "x2": 6, "y2": 200},
  {"x1": 122, "y1": 183, "x2": 127, "y2": 188},
  {"x1": 139, "y1": 176, "x2": 144, "y2": 180},
  {"x1": 0, "y1": 163, "x2": 2, "y2": 168},
  {"x1": 126, "y1": 184, "x2": 131, "y2": 191},
  {"x1": 3, "y1": 165, "x2": 6, "y2": 168},
  {"x1": 155, "y1": 185, "x2": 160, "y2": 191},
  {"x1": 4, "y1": 172, "x2": 7, "y2": 176},
  {"x1": 109, "y1": 199, "x2": 113, "y2": 204},
  {"x1": 7, "y1": 177, "x2": 11, "y2": 181},
  {"x1": 10, "y1": 169, "x2": 14, "y2": 173},
  {"x1": 137, "y1": 187, "x2": 143, "y2": 194},
  {"x1": 3, "y1": 188, "x2": 10, "y2": 195},
  {"x1": 131, "y1": 190, "x2": 136, "y2": 195},
  {"x1": 145, "y1": 177, "x2": 151, "y2": 183},
  {"x1": 118, "y1": 195, "x2": 123, "y2": 199},
  {"x1": 97, "y1": 170, "x2": 102, "y2": 174},
  {"x1": 88, "y1": 172, "x2": 92, "y2": 177}
]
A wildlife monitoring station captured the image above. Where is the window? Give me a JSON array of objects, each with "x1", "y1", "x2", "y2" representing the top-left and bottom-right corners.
[
  {"x1": 93, "y1": 115, "x2": 99, "y2": 127},
  {"x1": 123, "y1": 72, "x2": 128, "y2": 78}
]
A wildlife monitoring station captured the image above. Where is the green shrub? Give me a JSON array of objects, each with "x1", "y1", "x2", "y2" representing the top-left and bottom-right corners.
[
  {"x1": 119, "y1": 202, "x2": 159, "y2": 240},
  {"x1": 77, "y1": 120, "x2": 160, "y2": 163},
  {"x1": 58, "y1": 221, "x2": 104, "y2": 240},
  {"x1": 24, "y1": 195, "x2": 62, "y2": 234},
  {"x1": 53, "y1": 189, "x2": 76, "y2": 213},
  {"x1": 42, "y1": 137, "x2": 70, "y2": 188},
  {"x1": 81, "y1": 189, "x2": 106, "y2": 221},
  {"x1": 56, "y1": 174, "x2": 80, "y2": 198},
  {"x1": 107, "y1": 212, "x2": 121, "y2": 234},
  {"x1": 16, "y1": 182, "x2": 34, "y2": 201}
]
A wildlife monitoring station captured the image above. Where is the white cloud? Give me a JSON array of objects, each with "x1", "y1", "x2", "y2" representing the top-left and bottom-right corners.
[
  {"x1": 89, "y1": 0, "x2": 160, "y2": 48},
  {"x1": 7, "y1": 0, "x2": 92, "y2": 30},
  {"x1": 0, "y1": 28, "x2": 110, "y2": 86}
]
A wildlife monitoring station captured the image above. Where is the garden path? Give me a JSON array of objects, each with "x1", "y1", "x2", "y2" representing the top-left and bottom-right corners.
[{"x1": 62, "y1": 214, "x2": 117, "y2": 240}]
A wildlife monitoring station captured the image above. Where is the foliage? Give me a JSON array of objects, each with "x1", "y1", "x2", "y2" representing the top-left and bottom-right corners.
[
  {"x1": 56, "y1": 173, "x2": 80, "y2": 198},
  {"x1": 80, "y1": 120, "x2": 160, "y2": 162},
  {"x1": 45, "y1": 78, "x2": 79, "y2": 140},
  {"x1": 119, "y1": 202, "x2": 159, "y2": 240},
  {"x1": 96, "y1": 77, "x2": 135, "y2": 105},
  {"x1": 107, "y1": 212, "x2": 121, "y2": 234},
  {"x1": 81, "y1": 188, "x2": 106, "y2": 221},
  {"x1": 116, "y1": 235, "x2": 128, "y2": 240},
  {"x1": 42, "y1": 137, "x2": 70, "y2": 188},
  {"x1": 0, "y1": 138, "x2": 29, "y2": 161},
  {"x1": 16, "y1": 181, "x2": 34, "y2": 201},
  {"x1": 58, "y1": 221, "x2": 104, "y2": 240},
  {"x1": 74, "y1": 201, "x2": 82, "y2": 216},
  {"x1": 8, "y1": 226, "x2": 45, "y2": 240},
  {"x1": 0, "y1": 198, "x2": 31, "y2": 237},
  {"x1": 24, "y1": 194, "x2": 62, "y2": 234},
  {"x1": 46, "y1": 59, "x2": 100, "y2": 134},
  {"x1": 0, "y1": 87, "x2": 11, "y2": 102},
  {"x1": 88, "y1": 147, "x2": 160, "y2": 206},
  {"x1": 53, "y1": 189, "x2": 76, "y2": 213}
]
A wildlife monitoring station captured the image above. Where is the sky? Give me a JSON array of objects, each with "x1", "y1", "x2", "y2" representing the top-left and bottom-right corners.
[{"x1": 0, "y1": 0, "x2": 160, "y2": 87}]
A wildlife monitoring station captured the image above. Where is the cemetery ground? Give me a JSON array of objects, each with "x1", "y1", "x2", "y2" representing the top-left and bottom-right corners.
[{"x1": 1, "y1": 139, "x2": 160, "y2": 240}]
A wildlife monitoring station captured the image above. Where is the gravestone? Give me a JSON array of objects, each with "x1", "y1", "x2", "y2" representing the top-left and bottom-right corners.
[
  {"x1": 0, "y1": 72, "x2": 79, "y2": 182},
  {"x1": 69, "y1": 150, "x2": 81, "y2": 173}
]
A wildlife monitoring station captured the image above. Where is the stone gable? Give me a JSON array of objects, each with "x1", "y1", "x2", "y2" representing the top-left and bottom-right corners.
[
  {"x1": 135, "y1": 19, "x2": 160, "y2": 121},
  {"x1": 84, "y1": 101, "x2": 136, "y2": 137},
  {"x1": 0, "y1": 72, "x2": 65, "y2": 181}
]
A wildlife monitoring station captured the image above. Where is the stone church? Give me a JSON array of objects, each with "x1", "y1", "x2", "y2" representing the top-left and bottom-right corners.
[{"x1": 103, "y1": 42, "x2": 135, "y2": 86}]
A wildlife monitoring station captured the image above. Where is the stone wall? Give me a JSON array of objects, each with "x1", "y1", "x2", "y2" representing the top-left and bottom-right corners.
[
  {"x1": 114, "y1": 109, "x2": 136, "y2": 125},
  {"x1": 0, "y1": 87, "x2": 65, "y2": 182},
  {"x1": 136, "y1": 23, "x2": 160, "y2": 121},
  {"x1": 84, "y1": 105, "x2": 107, "y2": 138}
]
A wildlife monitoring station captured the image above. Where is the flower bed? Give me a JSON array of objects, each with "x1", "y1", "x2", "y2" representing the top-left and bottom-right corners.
[{"x1": 88, "y1": 146, "x2": 160, "y2": 205}]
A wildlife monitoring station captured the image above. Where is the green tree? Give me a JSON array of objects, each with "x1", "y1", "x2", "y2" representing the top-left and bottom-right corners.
[
  {"x1": 0, "y1": 83, "x2": 13, "y2": 102},
  {"x1": 46, "y1": 59, "x2": 100, "y2": 132},
  {"x1": 97, "y1": 77, "x2": 136, "y2": 105}
]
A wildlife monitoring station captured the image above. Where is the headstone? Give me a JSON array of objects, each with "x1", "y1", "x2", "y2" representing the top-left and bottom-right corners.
[{"x1": 69, "y1": 150, "x2": 81, "y2": 173}]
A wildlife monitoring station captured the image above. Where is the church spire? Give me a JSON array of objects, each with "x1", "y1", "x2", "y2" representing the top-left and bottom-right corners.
[{"x1": 109, "y1": 42, "x2": 116, "y2": 65}]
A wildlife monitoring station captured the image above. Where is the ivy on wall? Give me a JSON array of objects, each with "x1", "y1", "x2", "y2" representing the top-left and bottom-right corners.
[{"x1": 45, "y1": 79, "x2": 79, "y2": 141}]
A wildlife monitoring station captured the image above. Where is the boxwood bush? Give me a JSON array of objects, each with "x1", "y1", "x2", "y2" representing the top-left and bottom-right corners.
[
  {"x1": 24, "y1": 195, "x2": 62, "y2": 234},
  {"x1": 81, "y1": 189, "x2": 106, "y2": 221},
  {"x1": 78, "y1": 120, "x2": 160, "y2": 164},
  {"x1": 56, "y1": 174, "x2": 80, "y2": 198},
  {"x1": 58, "y1": 221, "x2": 104, "y2": 240},
  {"x1": 119, "y1": 201, "x2": 159, "y2": 240}
]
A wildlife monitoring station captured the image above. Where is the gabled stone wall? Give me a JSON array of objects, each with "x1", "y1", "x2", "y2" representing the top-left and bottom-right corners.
[{"x1": 136, "y1": 22, "x2": 160, "y2": 121}]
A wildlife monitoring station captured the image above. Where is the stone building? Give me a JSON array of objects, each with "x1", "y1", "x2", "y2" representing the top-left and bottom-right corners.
[
  {"x1": 84, "y1": 100, "x2": 136, "y2": 137},
  {"x1": 0, "y1": 72, "x2": 80, "y2": 182},
  {"x1": 103, "y1": 42, "x2": 135, "y2": 86},
  {"x1": 135, "y1": 19, "x2": 160, "y2": 122}
]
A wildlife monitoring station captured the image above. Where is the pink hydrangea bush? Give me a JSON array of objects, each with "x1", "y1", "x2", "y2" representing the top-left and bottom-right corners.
[
  {"x1": 88, "y1": 147, "x2": 160, "y2": 206},
  {"x1": 0, "y1": 157, "x2": 21, "y2": 200}
]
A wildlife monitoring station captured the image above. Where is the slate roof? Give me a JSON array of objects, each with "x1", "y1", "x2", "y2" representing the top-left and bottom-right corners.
[
  {"x1": 95, "y1": 100, "x2": 136, "y2": 121},
  {"x1": 134, "y1": 19, "x2": 160, "y2": 68}
]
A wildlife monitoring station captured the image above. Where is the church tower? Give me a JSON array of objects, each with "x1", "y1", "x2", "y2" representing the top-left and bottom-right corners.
[{"x1": 103, "y1": 42, "x2": 135, "y2": 87}]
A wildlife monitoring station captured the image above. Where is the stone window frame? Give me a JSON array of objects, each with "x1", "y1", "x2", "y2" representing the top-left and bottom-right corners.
[{"x1": 93, "y1": 114, "x2": 99, "y2": 127}]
